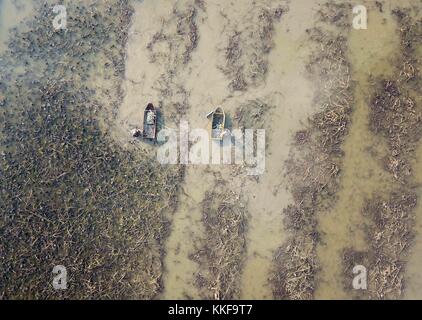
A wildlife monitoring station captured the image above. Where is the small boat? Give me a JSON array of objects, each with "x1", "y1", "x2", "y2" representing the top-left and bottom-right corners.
[
  {"x1": 143, "y1": 103, "x2": 157, "y2": 141},
  {"x1": 210, "y1": 107, "x2": 226, "y2": 140}
]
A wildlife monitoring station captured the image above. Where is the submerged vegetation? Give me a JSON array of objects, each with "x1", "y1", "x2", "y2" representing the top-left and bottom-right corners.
[
  {"x1": 146, "y1": 0, "x2": 202, "y2": 122},
  {"x1": 234, "y1": 99, "x2": 274, "y2": 131},
  {"x1": 343, "y1": 7, "x2": 422, "y2": 299},
  {"x1": 192, "y1": 177, "x2": 247, "y2": 300},
  {"x1": 0, "y1": 0, "x2": 184, "y2": 299},
  {"x1": 271, "y1": 2, "x2": 354, "y2": 300},
  {"x1": 1, "y1": 0, "x2": 421, "y2": 301},
  {"x1": 218, "y1": 3, "x2": 286, "y2": 92}
]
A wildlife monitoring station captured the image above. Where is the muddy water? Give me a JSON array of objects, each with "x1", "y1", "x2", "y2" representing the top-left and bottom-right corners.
[
  {"x1": 406, "y1": 143, "x2": 422, "y2": 299},
  {"x1": 0, "y1": 0, "x2": 418, "y2": 301},
  {"x1": 0, "y1": 0, "x2": 34, "y2": 153},
  {"x1": 112, "y1": 0, "x2": 422, "y2": 300},
  {"x1": 179, "y1": 0, "x2": 319, "y2": 299},
  {"x1": 315, "y1": 2, "x2": 400, "y2": 299},
  {"x1": 119, "y1": 0, "x2": 215, "y2": 299},
  {"x1": 112, "y1": 0, "x2": 174, "y2": 147},
  {"x1": 162, "y1": 2, "x2": 232, "y2": 299},
  {"x1": 0, "y1": 0, "x2": 33, "y2": 54},
  {"x1": 239, "y1": 0, "x2": 319, "y2": 299},
  {"x1": 162, "y1": 166, "x2": 212, "y2": 299},
  {"x1": 119, "y1": 0, "x2": 318, "y2": 299}
]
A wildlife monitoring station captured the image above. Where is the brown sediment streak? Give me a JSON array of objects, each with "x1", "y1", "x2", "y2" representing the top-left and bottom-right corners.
[
  {"x1": 342, "y1": 7, "x2": 422, "y2": 299},
  {"x1": 270, "y1": 2, "x2": 355, "y2": 299}
]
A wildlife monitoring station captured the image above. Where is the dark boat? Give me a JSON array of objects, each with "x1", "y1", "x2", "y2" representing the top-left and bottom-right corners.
[
  {"x1": 143, "y1": 103, "x2": 157, "y2": 141},
  {"x1": 211, "y1": 107, "x2": 226, "y2": 140}
]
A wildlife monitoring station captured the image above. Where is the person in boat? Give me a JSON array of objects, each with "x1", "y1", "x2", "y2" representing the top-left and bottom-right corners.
[
  {"x1": 146, "y1": 109, "x2": 156, "y2": 125},
  {"x1": 131, "y1": 128, "x2": 142, "y2": 137}
]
